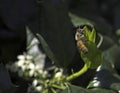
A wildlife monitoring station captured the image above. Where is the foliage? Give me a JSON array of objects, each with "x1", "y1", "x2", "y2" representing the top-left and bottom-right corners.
[
  {"x1": 6, "y1": 25, "x2": 103, "y2": 93},
  {"x1": 0, "y1": 0, "x2": 120, "y2": 93},
  {"x1": 3, "y1": 21, "x2": 120, "y2": 93},
  {"x1": 81, "y1": 26, "x2": 102, "y2": 69}
]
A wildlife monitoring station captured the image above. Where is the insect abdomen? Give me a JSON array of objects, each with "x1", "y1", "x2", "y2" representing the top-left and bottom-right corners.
[{"x1": 77, "y1": 40, "x2": 88, "y2": 54}]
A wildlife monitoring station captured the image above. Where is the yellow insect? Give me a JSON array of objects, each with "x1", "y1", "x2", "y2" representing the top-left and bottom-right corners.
[{"x1": 75, "y1": 26, "x2": 88, "y2": 54}]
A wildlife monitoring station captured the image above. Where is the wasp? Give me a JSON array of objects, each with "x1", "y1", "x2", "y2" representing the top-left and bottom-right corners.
[{"x1": 75, "y1": 26, "x2": 88, "y2": 54}]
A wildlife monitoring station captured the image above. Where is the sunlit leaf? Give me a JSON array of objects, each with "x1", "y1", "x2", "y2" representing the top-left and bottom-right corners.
[
  {"x1": 90, "y1": 28, "x2": 96, "y2": 43},
  {"x1": 66, "y1": 26, "x2": 102, "y2": 81},
  {"x1": 81, "y1": 41, "x2": 102, "y2": 69},
  {"x1": 78, "y1": 26, "x2": 102, "y2": 69},
  {"x1": 83, "y1": 26, "x2": 96, "y2": 43}
]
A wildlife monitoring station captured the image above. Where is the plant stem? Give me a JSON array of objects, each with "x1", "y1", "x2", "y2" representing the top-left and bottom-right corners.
[
  {"x1": 51, "y1": 88, "x2": 57, "y2": 93},
  {"x1": 66, "y1": 63, "x2": 88, "y2": 81},
  {"x1": 51, "y1": 84, "x2": 65, "y2": 90}
]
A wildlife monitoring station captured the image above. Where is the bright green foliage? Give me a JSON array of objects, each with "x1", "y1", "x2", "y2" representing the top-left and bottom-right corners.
[
  {"x1": 83, "y1": 26, "x2": 96, "y2": 43},
  {"x1": 81, "y1": 41, "x2": 102, "y2": 69},
  {"x1": 66, "y1": 63, "x2": 88, "y2": 81},
  {"x1": 81, "y1": 26, "x2": 102, "y2": 69},
  {"x1": 66, "y1": 26, "x2": 102, "y2": 81}
]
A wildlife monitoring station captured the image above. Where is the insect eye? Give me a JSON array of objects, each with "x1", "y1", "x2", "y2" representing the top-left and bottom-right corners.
[{"x1": 80, "y1": 29, "x2": 84, "y2": 34}]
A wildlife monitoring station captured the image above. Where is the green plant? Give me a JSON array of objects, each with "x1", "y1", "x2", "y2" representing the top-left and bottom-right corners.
[{"x1": 7, "y1": 25, "x2": 104, "y2": 93}]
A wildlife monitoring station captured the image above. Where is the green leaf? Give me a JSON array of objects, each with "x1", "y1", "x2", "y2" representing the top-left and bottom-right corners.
[
  {"x1": 36, "y1": 34, "x2": 59, "y2": 65},
  {"x1": 91, "y1": 88, "x2": 116, "y2": 93},
  {"x1": 110, "y1": 83, "x2": 120, "y2": 91},
  {"x1": 62, "y1": 84, "x2": 92, "y2": 93},
  {"x1": 81, "y1": 41, "x2": 102, "y2": 69},
  {"x1": 100, "y1": 45, "x2": 120, "y2": 72},
  {"x1": 69, "y1": 13, "x2": 93, "y2": 27},
  {"x1": 66, "y1": 26, "x2": 102, "y2": 81},
  {"x1": 90, "y1": 28, "x2": 96, "y2": 43},
  {"x1": 98, "y1": 35, "x2": 115, "y2": 51},
  {"x1": 62, "y1": 84, "x2": 116, "y2": 93},
  {"x1": 79, "y1": 26, "x2": 102, "y2": 69},
  {"x1": 83, "y1": 26, "x2": 96, "y2": 43},
  {"x1": 37, "y1": 0, "x2": 76, "y2": 67},
  {"x1": 89, "y1": 45, "x2": 120, "y2": 91}
]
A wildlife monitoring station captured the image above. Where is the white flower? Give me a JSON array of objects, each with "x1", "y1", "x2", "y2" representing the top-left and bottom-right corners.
[
  {"x1": 35, "y1": 86, "x2": 42, "y2": 91},
  {"x1": 29, "y1": 63, "x2": 35, "y2": 70},
  {"x1": 17, "y1": 55, "x2": 25, "y2": 60},
  {"x1": 35, "y1": 65, "x2": 40, "y2": 70},
  {"x1": 21, "y1": 65, "x2": 26, "y2": 71},
  {"x1": 38, "y1": 69, "x2": 43, "y2": 74},
  {"x1": 54, "y1": 68, "x2": 63, "y2": 78},
  {"x1": 43, "y1": 71, "x2": 48, "y2": 75},
  {"x1": 24, "y1": 60, "x2": 31, "y2": 64},
  {"x1": 32, "y1": 79, "x2": 38, "y2": 87},
  {"x1": 29, "y1": 69, "x2": 34, "y2": 77},
  {"x1": 17, "y1": 60, "x2": 25, "y2": 67},
  {"x1": 54, "y1": 72, "x2": 63, "y2": 78}
]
